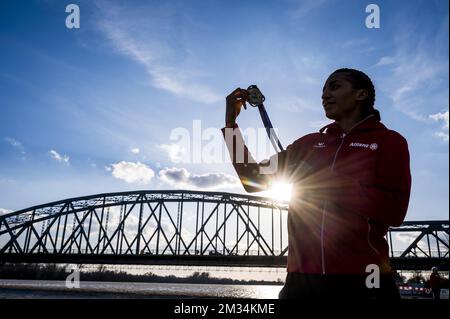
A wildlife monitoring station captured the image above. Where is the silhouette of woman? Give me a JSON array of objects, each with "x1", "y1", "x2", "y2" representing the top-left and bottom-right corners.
[{"x1": 222, "y1": 68, "x2": 411, "y2": 300}]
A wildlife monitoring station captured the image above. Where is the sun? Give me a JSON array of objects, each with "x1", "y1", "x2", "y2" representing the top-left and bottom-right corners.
[{"x1": 265, "y1": 181, "x2": 293, "y2": 202}]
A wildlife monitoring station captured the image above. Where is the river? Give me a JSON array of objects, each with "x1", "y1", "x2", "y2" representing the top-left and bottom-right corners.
[{"x1": 0, "y1": 279, "x2": 283, "y2": 299}]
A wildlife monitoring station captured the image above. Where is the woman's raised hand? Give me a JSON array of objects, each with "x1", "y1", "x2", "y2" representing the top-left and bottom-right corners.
[{"x1": 225, "y1": 88, "x2": 249, "y2": 127}]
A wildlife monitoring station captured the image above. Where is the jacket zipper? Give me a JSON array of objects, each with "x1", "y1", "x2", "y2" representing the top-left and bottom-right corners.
[
  {"x1": 367, "y1": 218, "x2": 380, "y2": 255},
  {"x1": 320, "y1": 115, "x2": 374, "y2": 275},
  {"x1": 320, "y1": 133, "x2": 346, "y2": 274}
]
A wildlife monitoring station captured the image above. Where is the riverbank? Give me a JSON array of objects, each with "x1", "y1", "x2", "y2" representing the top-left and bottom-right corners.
[
  {"x1": 0, "y1": 263, "x2": 283, "y2": 285},
  {"x1": 0, "y1": 279, "x2": 282, "y2": 299}
]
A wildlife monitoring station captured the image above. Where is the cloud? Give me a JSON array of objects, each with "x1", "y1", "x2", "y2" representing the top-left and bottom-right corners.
[
  {"x1": 289, "y1": 0, "x2": 328, "y2": 19},
  {"x1": 309, "y1": 120, "x2": 332, "y2": 129},
  {"x1": 4, "y1": 137, "x2": 26, "y2": 157},
  {"x1": 158, "y1": 167, "x2": 240, "y2": 190},
  {"x1": 337, "y1": 39, "x2": 377, "y2": 54},
  {"x1": 275, "y1": 96, "x2": 321, "y2": 114},
  {"x1": 0, "y1": 208, "x2": 12, "y2": 216},
  {"x1": 429, "y1": 111, "x2": 449, "y2": 129},
  {"x1": 5, "y1": 137, "x2": 23, "y2": 149},
  {"x1": 131, "y1": 148, "x2": 140, "y2": 154},
  {"x1": 110, "y1": 161, "x2": 155, "y2": 184},
  {"x1": 49, "y1": 150, "x2": 70, "y2": 164},
  {"x1": 95, "y1": 1, "x2": 220, "y2": 104},
  {"x1": 159, "y1": 143, "x2": 186, "y2": 163},
  {"x1": 429, "y1": 111, "x2": 449, "y2": 142},
  {"x1": 87, "y1": 158, "x2": 97, "y2": 168},
  {"x1": 389, "y1": 53, "x2": 445, "y2": 120},
  {"x1": 375, "y1": 56, "x2": 395, "y2": 67},
  {"x1": 385, "y1": 52, "x2": 446, "y2": 122},
  {"x1": 379, "y1": 16, "x2": 449, "y2": 124},
  {"x1": 394, "y1": 233, "x2": 433, "y2": 256},
  {"x1": 395, "y1": 232, "x2": 417, "y2": 244}
]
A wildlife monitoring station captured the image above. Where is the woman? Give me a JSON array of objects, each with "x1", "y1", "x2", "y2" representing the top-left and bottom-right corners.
[
  {"x1": 430, "y1": 266, "x2": 441, "y2": 300},
  {"x1": 222, "y1": 68, "x2": 411, "y2": 299}
]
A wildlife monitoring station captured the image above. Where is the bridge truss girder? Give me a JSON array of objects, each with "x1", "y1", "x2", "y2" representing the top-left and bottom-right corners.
[{"x1": 0, "y1": 190, "x2": 448, "y2": 270}]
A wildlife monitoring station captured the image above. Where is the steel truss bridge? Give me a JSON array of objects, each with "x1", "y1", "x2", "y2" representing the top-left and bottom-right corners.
[{"x1": 0, "y1": 190, "x2": 448, "y2": 271}]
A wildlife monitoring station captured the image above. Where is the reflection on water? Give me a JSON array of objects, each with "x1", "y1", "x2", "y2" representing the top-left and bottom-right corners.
[{"x1": 0, "y1": 280, "x2": 283, "y2": 299}]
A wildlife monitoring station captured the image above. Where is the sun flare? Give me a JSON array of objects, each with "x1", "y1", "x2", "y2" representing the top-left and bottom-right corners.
[{"x1": 265, "y1": 182, "x2": 293, "y2": 202}]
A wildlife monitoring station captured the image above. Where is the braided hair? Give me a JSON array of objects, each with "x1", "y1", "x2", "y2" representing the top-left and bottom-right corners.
[{"x1": 331, "y1": 68, "x2": 381, "y2": 121}]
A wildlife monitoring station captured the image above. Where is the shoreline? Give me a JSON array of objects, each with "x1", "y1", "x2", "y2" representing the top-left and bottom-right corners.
[{"x1": 0, "y1": 279, "x2": 283, "y2": 299}]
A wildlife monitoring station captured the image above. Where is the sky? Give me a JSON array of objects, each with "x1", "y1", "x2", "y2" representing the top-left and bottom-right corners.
[{"x1": 0, "y1": 0, "x2": 448, "y2": 222}]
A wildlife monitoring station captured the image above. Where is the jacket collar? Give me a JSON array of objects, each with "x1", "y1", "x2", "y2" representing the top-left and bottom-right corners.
[{"x1": 319, "y1": 115, "x2": 386, "y2": 136}]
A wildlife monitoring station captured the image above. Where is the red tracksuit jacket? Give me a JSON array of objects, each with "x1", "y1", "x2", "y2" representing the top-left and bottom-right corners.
[{"x1": 222, "y1": 115, "x2": 411, "y2": 275}]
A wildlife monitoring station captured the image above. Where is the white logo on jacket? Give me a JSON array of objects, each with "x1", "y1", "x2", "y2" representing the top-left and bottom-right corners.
[
  {"x1": 349, "y1": 142, "x2": 378, "y2": 150},
  {"x1": 313, "y1": 142, "x2": 326, "y2": 148}
]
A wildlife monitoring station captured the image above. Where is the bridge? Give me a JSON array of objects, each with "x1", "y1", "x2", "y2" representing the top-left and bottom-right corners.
[{"x1": 0, "y1": 190, "x2": 448, "y2": 271}]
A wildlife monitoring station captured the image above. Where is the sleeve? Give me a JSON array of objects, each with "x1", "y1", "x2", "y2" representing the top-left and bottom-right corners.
[
  {"x1": 221, "y1": 125, "x2": 302, "y2": 193},
  {"x1": 328, "y1": 132, "x2": 411, "y2": 226}
]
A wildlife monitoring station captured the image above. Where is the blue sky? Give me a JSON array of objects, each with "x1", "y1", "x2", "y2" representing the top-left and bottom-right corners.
[{"x1": 0, "y1": 0, "x2": 448, "y2": 221}]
